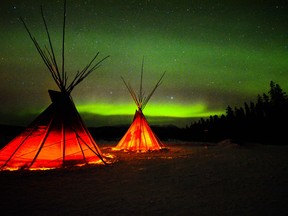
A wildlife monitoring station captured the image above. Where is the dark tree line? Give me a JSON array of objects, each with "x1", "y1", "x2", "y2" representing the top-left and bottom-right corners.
[
  {"x1": 3, "y1": 81, "x2": 287, "y2": 145},
  {"x1": 185, "y1": 81, "x2": 288, "y2": 144}
]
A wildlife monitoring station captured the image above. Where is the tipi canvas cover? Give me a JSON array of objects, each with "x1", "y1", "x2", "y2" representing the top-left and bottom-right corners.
[
  {"x1": 0, "y1": 90, "x2": 105, "y2": 170},
  {"x1": 114, "y1": 58, "x2": 166, "y2": 152},
  {"x1": 115, "y1": 109, "x2": 165, "y2": 152},
  {"x1": 0, "y1": 1, "x2": 110, "y2": 170}
]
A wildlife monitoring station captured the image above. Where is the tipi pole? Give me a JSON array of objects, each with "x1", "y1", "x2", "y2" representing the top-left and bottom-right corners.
[
  {"x1": 61, "y1": 0, "x2": 67, "y2": 87},
  {"x1": 140, "y1": 56, "x2": 144, "y2": 103},
  {"x1": 140, "y1": 114, "x2": 148, "y2": 151},
  {"x1": 28, "y1": 112, "x2": 56, "y2": 169},
  {"x1": 1, "y1": 126, "x2": 39, "y2": 169},
  {"x1": 74, "y1": 131, "x2": 107, "y2": 165},
  {"x1": 70, "y1": 97, "x2": 106, "y2": 164},
  {"x1": 142, "y1": 71, "x2": 166, "y2": 110},
  {"x1": 61, "y1": 122, "x2": 66, "y2": 167},
  {"x1": 74, "y1": 132, "x2": 87, "y2": 164}
]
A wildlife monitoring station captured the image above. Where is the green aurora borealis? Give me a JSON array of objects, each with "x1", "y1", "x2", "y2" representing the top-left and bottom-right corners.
[{"x1": 0, "y1": 0, "x2": 287, "y2": 127}]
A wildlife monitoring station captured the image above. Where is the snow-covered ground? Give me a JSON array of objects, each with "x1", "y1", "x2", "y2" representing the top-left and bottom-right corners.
[{"x1": 0, "y1": 141, "x2": 287, "y2": 215}]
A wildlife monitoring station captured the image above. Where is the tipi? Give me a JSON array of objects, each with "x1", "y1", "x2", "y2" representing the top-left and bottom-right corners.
[
  {"x1": 0, "y1": 1, "x2": 110, "y2": 171},
  {"x1": 113, "y1": 58, "x2": 166, "y2": 152}
]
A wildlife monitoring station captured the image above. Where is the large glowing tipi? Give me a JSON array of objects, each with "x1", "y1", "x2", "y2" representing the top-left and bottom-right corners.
[
  {"x1": 0, "y1": 1, "x2": 110, "y2": 171},
  {"x1": 113, "y1": 58, "x2": 166, "y2": 152}
]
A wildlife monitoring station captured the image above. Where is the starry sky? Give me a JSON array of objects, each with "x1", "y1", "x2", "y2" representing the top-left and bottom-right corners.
[{"x1": 0, "y1": 0, "x2": 287, "y2": 128}]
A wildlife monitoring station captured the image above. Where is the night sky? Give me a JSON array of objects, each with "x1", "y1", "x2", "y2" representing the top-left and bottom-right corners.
[{"x1": 0, "y1": 0, "x2": 287, "y2": 128}]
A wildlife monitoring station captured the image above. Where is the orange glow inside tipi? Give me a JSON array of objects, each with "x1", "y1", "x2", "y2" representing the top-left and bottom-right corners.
[
  {"x1": 113, "y1": 57, "x2": 167, "y2": 153},
  {"x1": 114, "y1": 109, "x2": 165, "y2": 152},
  {"x1": 0, "y1": 91, "x2": 107, "y2": 171}
]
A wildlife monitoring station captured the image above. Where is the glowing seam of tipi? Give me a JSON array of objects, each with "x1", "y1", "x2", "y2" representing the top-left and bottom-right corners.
[
  {"x1": 0, "y1": 0, "x2": 110, "y2": 171},
  {"x1": 113, "y1": 57, "x2": 166, "y2": 152}
]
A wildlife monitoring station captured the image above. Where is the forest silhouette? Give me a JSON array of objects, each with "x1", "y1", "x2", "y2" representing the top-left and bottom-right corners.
[{"x1": 181, "y1": 81, "x2": 288, "y2": 144}]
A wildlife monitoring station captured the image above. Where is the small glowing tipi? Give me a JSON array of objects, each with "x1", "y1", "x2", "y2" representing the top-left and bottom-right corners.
[
  {"x1": 0, "y1": 1, "x2": 110, "y2": 171},
  {"x1": 113, "y1": 58, "x2": 166, "y2": 152}
]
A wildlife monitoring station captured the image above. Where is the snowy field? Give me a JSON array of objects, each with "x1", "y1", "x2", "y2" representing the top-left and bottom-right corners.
[{"x1": 0, "y1": 141, "x2": 288, "y2": 216}]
